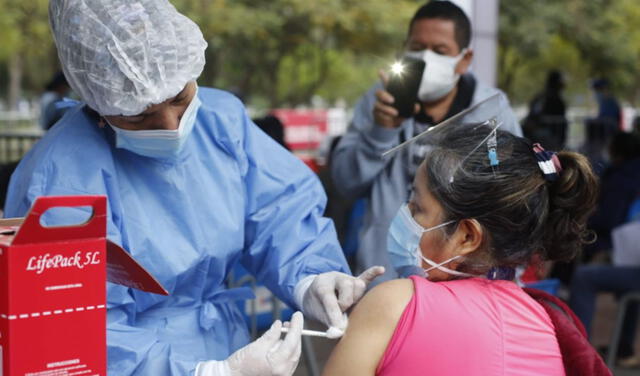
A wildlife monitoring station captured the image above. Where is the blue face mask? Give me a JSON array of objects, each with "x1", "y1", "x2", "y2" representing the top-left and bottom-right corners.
[
  {"x1": 387, "y1": 204, "x2": 475, "y2": 278},
  {"x1": 109, "y1": 87, "x2": 201, "y2": 158}
]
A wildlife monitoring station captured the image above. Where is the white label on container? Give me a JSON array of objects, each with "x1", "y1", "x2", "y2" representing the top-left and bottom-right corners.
[{"x1": 24, "y1": 357, "x2": 98, "y2": 375}]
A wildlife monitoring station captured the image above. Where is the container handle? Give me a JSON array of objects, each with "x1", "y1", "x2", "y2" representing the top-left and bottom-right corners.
[{"x1": 12, "y1": 195, "x2": 107, "y2": 245}]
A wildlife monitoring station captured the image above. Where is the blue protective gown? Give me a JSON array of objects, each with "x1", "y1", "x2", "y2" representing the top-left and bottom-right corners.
[{"x1": 4, "y1": 88, "x2": 349, "y2": 375}]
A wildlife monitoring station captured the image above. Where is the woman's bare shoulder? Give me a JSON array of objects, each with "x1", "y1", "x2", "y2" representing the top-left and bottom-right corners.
[
  {"x1": 322, "y1": 278, "x2": 415, "y2": 376},
  {"x1": 356, "y1": 278, "x2": 415, "y2": 324}
]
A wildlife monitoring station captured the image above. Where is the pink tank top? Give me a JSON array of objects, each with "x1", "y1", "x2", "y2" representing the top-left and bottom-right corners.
[{"x1": 376, "y1": 276, "x2": 565, "y2": 375}]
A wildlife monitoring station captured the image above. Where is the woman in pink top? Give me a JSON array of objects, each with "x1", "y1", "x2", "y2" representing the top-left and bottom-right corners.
[{"x1": 323, "y1": 123, "x2": 601, "y2": 375}]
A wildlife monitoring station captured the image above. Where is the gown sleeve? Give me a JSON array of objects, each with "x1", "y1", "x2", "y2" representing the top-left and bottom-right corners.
[{"x1": 237, "y1": 106, "x2": 350, "y2": 310}]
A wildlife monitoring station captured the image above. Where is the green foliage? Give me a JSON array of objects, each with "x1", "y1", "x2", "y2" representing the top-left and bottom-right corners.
[
  {"x1": 499, "y1": 0, "x2": 640, "y2": 105},
  {"x1": 2, "y1": 0, "x2": 640, "y2": 110},
  {"x1": 173, "y1": 0, "x2": 418, "y2": 107},
  {"x1": 0, "y1": 0, "x2": 419, "y2": 108},
  {"x1": 0, "y1": 0, "x2": 56, "y2": 96}
]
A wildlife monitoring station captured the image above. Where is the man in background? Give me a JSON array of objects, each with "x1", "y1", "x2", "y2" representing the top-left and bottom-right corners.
[
  {"x1": 39, "y1": 71, "x2": 71, "y2": 130},
  {"x1": 331, "y1": 1, "x2": 522, "y2": 282}
]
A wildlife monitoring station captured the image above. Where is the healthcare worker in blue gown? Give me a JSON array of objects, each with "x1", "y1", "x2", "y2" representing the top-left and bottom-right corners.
[{"x1": 4, "y1": 1, "x2": 384, "y2": 375}]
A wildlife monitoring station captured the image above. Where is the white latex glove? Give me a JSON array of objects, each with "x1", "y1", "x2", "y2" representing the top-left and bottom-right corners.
[
  {"x1": 195, "y1": 311, "x2": 303, "y2": 376},
  {"x1": 302, "y1": 266, "x2": 385, "y2": 335}
]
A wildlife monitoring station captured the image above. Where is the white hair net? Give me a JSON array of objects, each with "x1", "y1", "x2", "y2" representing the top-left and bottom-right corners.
[{"x1": 49, "y1": 0, "x2": 207, "y2": 116}]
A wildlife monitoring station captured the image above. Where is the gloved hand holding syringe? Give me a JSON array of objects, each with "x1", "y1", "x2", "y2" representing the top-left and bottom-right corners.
[{"x1": 197, "y1": 266, "x2": 384, "y2": 375}]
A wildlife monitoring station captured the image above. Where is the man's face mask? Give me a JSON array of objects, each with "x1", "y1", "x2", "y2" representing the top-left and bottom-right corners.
[
  {"x1": 387, "y1": 203, "x2": 476, "y2": 279},
  {"x1": 109, "y1": 86, "x2": 201, "y2": 159},
  {"x1": 404, "y1": 49, "x2": 466, "y2": 103}
]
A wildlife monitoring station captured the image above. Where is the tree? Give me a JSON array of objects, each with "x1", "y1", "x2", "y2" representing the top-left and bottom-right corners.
[
  {"x1": 499, "y1": 0, "x2": 640, "y2": 106},
  {"x1": 0, "y1": 0, "x2": 423, "y2": 110},
  {"x1": 0, "y1": 0, "x2": 54, "y2": 110},
  {"x1": 174, "y1": 0, "x2": 419, "y2": 107}
]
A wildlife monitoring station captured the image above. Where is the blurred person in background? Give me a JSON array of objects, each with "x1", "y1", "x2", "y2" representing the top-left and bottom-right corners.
[
  {"x1": 584, "y1": 78, "x2": 621, "y2": 167},
  {"x1": 39, "y1": 71, "x2": 71, "y2": 130},
  {"x1": 568, "y1": 133, "x2": 640, "y2": 368},
  {"x1": 593, "y1": 78, "x2": 622, "y2": 128},
  {"x1": 523, "y1": 70, "x2": 568, "y2": 151},
  {"x1": 570, "y1": 174, "x2": 640, "y2": 367},
  {"x1": 550, "y1": 132, "x2": 640, "y2": 287},
  {"x1": 5, "y1": 0, "x2": 384, "y2": 374},
  {"x1": 317, "y1": 135, "x2": 367, "y2": 269},
  {"x1": 586, "y1": 132, "x2": 640, "y2": 260},
  {"x1": 330, "y1": 0, "x2": 522, "y2": 283},
  {"x1": 252, "y1": 114, "x2": 289, "y2": 150},
  {"x1": 318, "y1": 136, "x2": 353, "y2": 246}
]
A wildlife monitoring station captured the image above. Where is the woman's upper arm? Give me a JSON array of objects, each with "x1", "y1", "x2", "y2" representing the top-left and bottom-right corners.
[{"x1": 322, "y1": 279, "x2": 414, "y2": 376}]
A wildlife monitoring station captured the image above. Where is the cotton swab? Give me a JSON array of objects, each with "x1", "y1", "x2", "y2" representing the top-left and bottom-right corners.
[
  {"x1": 280, "y1": 327, "x2": 329, "y2": 337},
  {"x1": 280, "y1": 326, "x2": 344, "y2": 338}
]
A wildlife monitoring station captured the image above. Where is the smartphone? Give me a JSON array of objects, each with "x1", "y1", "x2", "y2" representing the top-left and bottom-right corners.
[{"x1": 386, "y1": 56, "x2": 425, "y2": 118}]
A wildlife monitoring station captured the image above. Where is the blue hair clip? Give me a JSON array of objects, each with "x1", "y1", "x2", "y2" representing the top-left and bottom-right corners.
[
  {"x1": 488, "y1": 149, "x2": 499, "y2": 167},
  {"x1": 487, "y1": 130, "x2": 499, "y2": 167}
]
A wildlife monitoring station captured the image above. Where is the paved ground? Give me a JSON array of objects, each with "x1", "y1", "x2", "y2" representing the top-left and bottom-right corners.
[{"x1": 292, "y1": 293, "x2": 640, "y2": 375}]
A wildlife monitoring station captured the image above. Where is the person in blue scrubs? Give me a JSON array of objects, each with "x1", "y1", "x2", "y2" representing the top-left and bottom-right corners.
[{"x1": 4, "y1": 1, "x2": 383, "y2": 375}]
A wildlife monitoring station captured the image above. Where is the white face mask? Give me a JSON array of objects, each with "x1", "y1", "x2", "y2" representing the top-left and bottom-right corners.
[
  {"x1": 405, "y1": 49, "x2": 466, "y2": 103},
  {"x1": 109, "y1": 85, "x2": 201, "y2": 159}
]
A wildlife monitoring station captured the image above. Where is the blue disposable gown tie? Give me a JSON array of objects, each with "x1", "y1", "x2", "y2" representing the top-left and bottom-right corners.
[{"x1": 4, "y1": 88, "x2": 349, "y2": 375}]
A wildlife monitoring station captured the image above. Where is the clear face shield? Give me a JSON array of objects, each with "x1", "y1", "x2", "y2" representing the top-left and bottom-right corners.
[
  {"x1": 384, "y1": 93, "x2": 507, "y2": 196},
  {"x1": 382, "y1": 93, "x2": 505, "y2": 159}
]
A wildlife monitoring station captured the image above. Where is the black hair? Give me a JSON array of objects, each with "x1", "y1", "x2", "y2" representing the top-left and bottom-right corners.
[
  {"x1": 546, "y1": 70, "x2": 564, "y2": 91},
  {"x1": 45, "y1": 71, "x2": 68, "y2": 92},
  {"x1": 592, "y1": 78, "x2": 610, "y2": 91},
  {"x1": 253, "y1": 115, "x2": 288, "y2": 150},
  {"x1": 423, "y1": 124, "x2": 598, "y2": 273},
  {"x1": 409, "y1": 1, "x2": 472, "y2": 50}
]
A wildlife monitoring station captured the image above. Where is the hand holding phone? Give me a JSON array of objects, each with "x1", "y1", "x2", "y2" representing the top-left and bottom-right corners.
[{"x1": 385, "y1": 57, "x2": 425, "y2": 118}]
